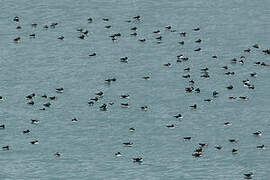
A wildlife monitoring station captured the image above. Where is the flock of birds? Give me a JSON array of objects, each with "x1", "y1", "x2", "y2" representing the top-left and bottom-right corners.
[{"x1": 2, "y1": 14, "x2": 270, "y2": 179}]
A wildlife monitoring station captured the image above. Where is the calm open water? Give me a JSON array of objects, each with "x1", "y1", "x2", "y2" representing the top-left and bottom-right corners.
[{"x1": 0, "y1": 0, "x2": 270, "y2": 179}]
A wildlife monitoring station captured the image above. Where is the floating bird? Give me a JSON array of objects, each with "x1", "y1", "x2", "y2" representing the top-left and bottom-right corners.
[
  {"x1": 115, "y1": 152, "x2": 122, "y2": 157},
  {"x1": 123, "y1": 142, "x2": 133, "y2": 147}
]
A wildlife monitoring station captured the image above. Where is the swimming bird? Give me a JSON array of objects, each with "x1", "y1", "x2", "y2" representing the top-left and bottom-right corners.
[
  {"x1": 180, "y1": 32, "x2": 187, "y2": 37},
  {"x1": 49, "y1": 96, "x2": 56, "y2": 100},
  {"x1": 174, "y1": 114, "x2": 183, "y2": 119},
  {"x1": 31, "y1": 23, "x2": 37, "y2": 28},
  {"x1": 95, "y1": 91, "x2": 103, "y2": 97},
  {"x1": 129, "y1": 128, "x2": 135, "y2": 132},
  {"x1": 2, "y1": 146, "x2": 9, "y2": 150},
  {"x1": 133, "y1": 16, "x2": 140, "y2": 20},
  {"x1": 90, "y1": 97, "x2": 98, "y2": 102},
  {"x1": 55, "y1": 152, "x2": 61, "y2": 157},
  {"x1": 79, "y1": 35, "x2": 85, "y2": 39},
  {"x1": 232, "y1": 148, "x2": 238, "y2": 154},
  {"x1": 123, "y1": 142, "x2": 133, "y2": 147},
  {"x1": 190, "y1": 104, "x2": 197, "y2": 109},
  {"x1": 195, "y1": 39, "x2": 201, "y2": 43},
  {"x1": 120, "y1": 94, "x2": 130, "y2": 99},
  {"x1": 253, "y1": 44, "x2": 259, "y2": 48},
  {"x1": 88, "y1": 18, "x2": 93, "y2": 23},
  {"x1": 243, "y1": 172, "x2": 253, "y2": 179},
  {"x1": 194, "y1": 48, "x2": 201, "y2": 51},
  {"x1": 58, "y1": 36, "x2": 64, "y2": 40},
  {"x1": 13, "y1": 16, "x2": 19, "y2": 22},
  {"x1": 27, "y1": 101, "x2": 34, "y2": 105},
  {"x1": 56, "y1": 88, "x2": 64, "y2": 93},
  {"x1": 120, "y1": 57, "x2": 128, "y2": 62},
  {"x1": 166, "y1": 124, "x2": 175, "y2": 129},
  {"x1": 182, "y1": 74, "x2": 190, "y2": 78},
  {"x1": 105, "y1": 78, "x2": 116, "y2": 83},
  {"x1": 29, "y1": 34, "x2": 35, "y2": 38},
  {"x1": 192, "y1": 152, "x2": 202, "y2": 157},
  {"x1": 100, "y1": 104, "x2": 107, "y2": 111},
  {"x1": 165, "y1": 25, "x2": 171, "y2": 29},
  {"x1": 23, "y1": 129, "x2": 30, "y2": 134},
  {"x1": 30, "y1": 140, "x2": 39, "y2": 145},
  {"x1": 133, "y1": 157, "x2": 143, "y2": 162},
  {"x1": 253, "y1": 131, "x2": 262, "y2": 136},
  {"x1": 130, "y1": 32, "x2": 137, "y2": 36},
  {"x1": 89, "y1": 53, "x2": 96, "y2": 56},
  {"x1": 121, "y1": 103, "x2": 130, "y2": 108},
  {"x1": 215, "y1": 145, "x2": 222, "y2": 150},
  {"x1": 41, "y1": 94, "x2": 47, "y2": 98},
  {"x1": 213, "y1": 91, "x2": 219, "y2": 97},
  {"x1": 71, "y1": 118, "x2": 78, "y2": 122},
  {"x1": 31, "y1": 119, "x2": 39, "y2": 124},
  {"x1": 139, "y1": 39, "x2": 146, "y2": 42},
  {"x1": 193, "y1": 27, "x2": 200, "y2": 31},
  {"x1": 239, "y1": 96, "x2": 248, "y2": 100},
  {"x1": 224, "y1": 122, "x2": 232, "y2": 126},
  {"x1": 226, "y1": 85, "x2": 233, "y2": 90},
  {"x1": 195, "y1": 88, "x2": 200, "y2": 93},
  {"x1": 43, "y1": 102, "x2": 51, "y2": 107},
  {"x1": 257, "y1": 145, "x2": 267, "y2": 149},
  {"x1": 141, "y1": 106, "x2": 148, "y2": 110},
  {"x1": 244, "y1": 48, "x2": 251, "y2": 53},
  {"x1": 229, "y1": 139, "x2": 239, "y2": 143},
  {"x1": 0, "y1": 124, "x2": 5, "y2": 129},
  {"x1": 115, "y1": 152, "x2": 122, "y2": 157},
  {"x1": 184, "y1": 137, "x2": 192, "y2": 140},
  {"x1": 199, "y1": 143, "x2": 208, "y2": 147},
  {"x1": 26, "y1": 93, "x2": 35, "y2": 99},
  {"x1": 178, "y1": 41, "x2": 184, "y2": 45}
]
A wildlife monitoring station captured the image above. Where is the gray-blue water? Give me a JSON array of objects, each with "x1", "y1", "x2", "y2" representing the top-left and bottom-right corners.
[{"x1": 0, "y1": 0, "x2": 270, "y2": 179}]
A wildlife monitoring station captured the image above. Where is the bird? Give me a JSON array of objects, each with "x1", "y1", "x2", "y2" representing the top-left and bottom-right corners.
[
  {"x1": 174, "y1": 114, "x2": 183, "y2": 119},
  {"x1": 31, "y1": 119, "x2": 39, "y2": 124},
  {"x1": 243, "y1": 172, "x2": 253, "y2": 179},
  {"x1": 115, "y1": 152, "x2": 122, "y2": 157},
  {"x1": 123, "y1": 142, "x2": 133, "y2": 147},
  {"x1": 23, "y1": 129, "x2": 30, "y2": 134},
  {"x1": 257, "y1": 145, "x2": 267, "y2": 149},
  {"x1": 184, "y1": 137, "x2": 192, "y2": 140},
  {"x1": 43, "y1": 102, "x2": 51, "y2": 107},
  {"x1": 56, "y1": 88, "x2": 64, "y2": 93},
  {"x1": 232, "y1": 148, "x2": 238, "y2": 154},
  {"x1": 133, "y1": 157, "x2": 143, "y2": 162},
  {"x1": 141, "y1": 106, "x2": 148, "y2": 110},
  {"x1": 190, "y1": 104, "x2": 197, "y2": 109},
  {"x1": 224, "y1": 122, "x2": 232, "y2": 126},
  {"x1": 2, "y1": 146, "x2": 9, "y2": 150},
  {"x1": 71, "y1": 118, "x2": 78, "y2": 122},
  {"x1": 253, "y1": 131, "x2": 262, "y2": 136},
  {"x1": 30, "y1": 140, "x2": 39, "y2": 145},
  {"x1": 58, "y1": 36, "x2": 64, "y2": 40},
  {"x1": 166, "y1": 124, "x2": 175, "y2": 129},
  {"x1": 13, "y1": 16, "x2": 19, "y2": 22},
  {"x1": 54, "y1": 152, "x2": 61, "y2": 157},
  {"x1": 120, "y1": 94, "x2": 130, "y2": 99}
]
